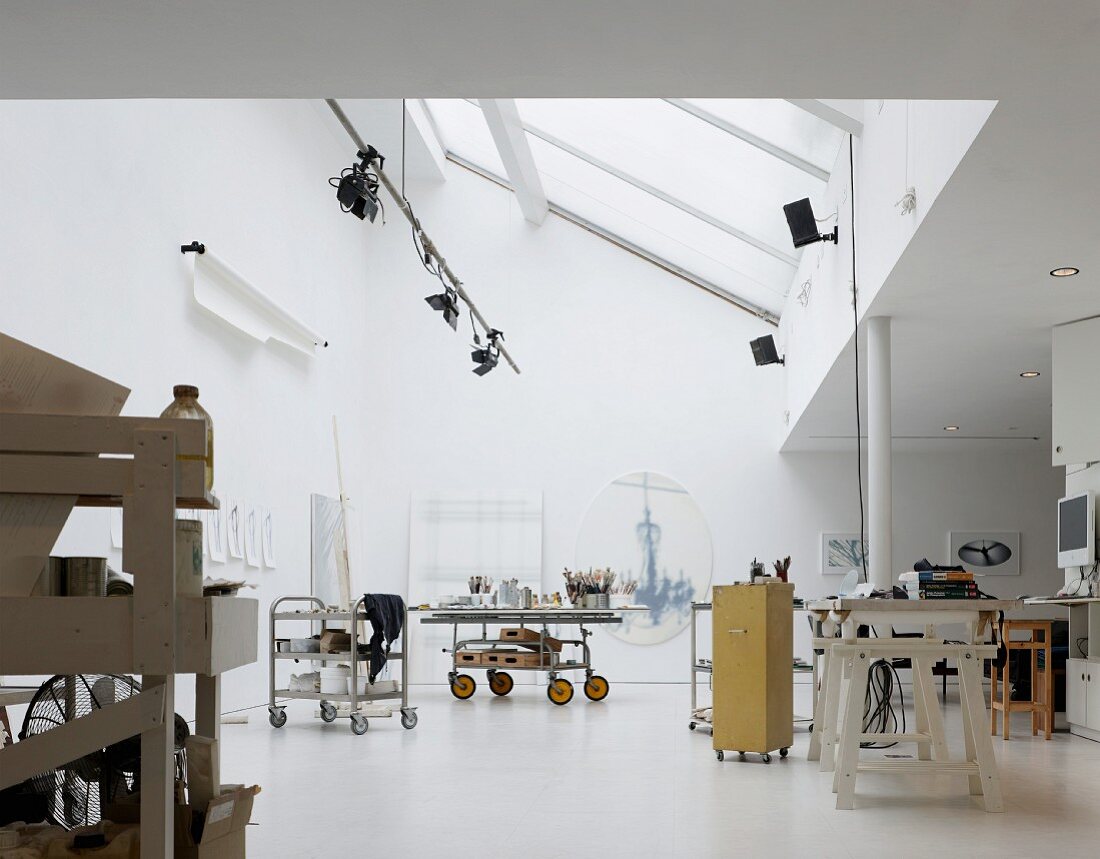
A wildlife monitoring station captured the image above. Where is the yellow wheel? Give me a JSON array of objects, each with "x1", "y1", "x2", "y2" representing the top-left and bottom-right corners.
[
  {"x1": 583, "y1": 675, "x2": 610, "y2": 701},
  {"x1": 450, "y1": 673, "x2": 476, "y2": 700},
  {"x1": 547, "y1": 678, "x2": 574, "y2": 705},
  {"x1": 489, "y1": 671, "x2": 514, "y2": 696}
]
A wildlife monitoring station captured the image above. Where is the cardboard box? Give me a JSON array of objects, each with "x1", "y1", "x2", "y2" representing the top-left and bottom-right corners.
[
  {"x1": 175, "y1": 785, "x2": 259, "y2": 859},
  {"x1": 319, "y1": 630, "x2": 351, "y2": 653},
  {"x1": 455, "y1": 649, "x2": 484, "y2": 666},
  {"x1": 500, "y1": 627, "x2": 562, "y2": 652}
]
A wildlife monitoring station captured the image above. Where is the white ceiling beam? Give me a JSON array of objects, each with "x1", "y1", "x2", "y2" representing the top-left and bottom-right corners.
[
  {"x1": 786, "y1": 99, "x2": 863, "y2": 137},
  {"x1": 461, "y1": 98, "x2": 797, "y2": 266},
  {"x1": 479, "y1": 99, "x2": 549, "y2": 225},
  {"x1": 406, "y1": 98, "x2": 447, "y2": 181},
  {"x1": 447, "y1": 151, "x2": 781, "y2": 324},
  {"x1": 664, "y1": 99, "x2": 830, "y2": 181}
]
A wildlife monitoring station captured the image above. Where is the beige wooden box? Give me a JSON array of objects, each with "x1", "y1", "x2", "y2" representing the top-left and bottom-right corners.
[{"x1": 711, "y1": 582, "x2": 794, "y2": 755}]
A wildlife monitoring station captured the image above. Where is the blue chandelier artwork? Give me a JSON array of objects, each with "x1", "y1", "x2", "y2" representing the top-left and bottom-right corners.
[{"x1": 576, "y1": 471, "x2": 712, "y2": 646}]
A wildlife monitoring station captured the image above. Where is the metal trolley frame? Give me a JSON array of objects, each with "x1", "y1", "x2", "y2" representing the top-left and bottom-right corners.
[
  {"x1": 416, "y1": 608, "x2": 646, "y2": 705},
  {"x1": 268, "y1": 595, "x2": 416, "y2": 735},
  {"x1": 689, "y1": 600, "x2": 816, "y2": 737}
]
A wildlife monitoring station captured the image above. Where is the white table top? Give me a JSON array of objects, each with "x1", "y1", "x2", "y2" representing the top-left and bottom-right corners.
[
  {"x1": 1024, "y1": 596, "x2": 1100, "y2": 606},
  {"x1": 411, "y1": 607, "x2": 648, "y2": 615},
  {"x1": 806, "y1": 598, "x2": 1021, "y2": 613}
]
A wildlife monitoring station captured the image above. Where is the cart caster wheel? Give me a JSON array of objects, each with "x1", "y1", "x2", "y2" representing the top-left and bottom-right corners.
[
  {"x1": 780, "y1": 747, "x2": 789, "y2": 758},
  {"x1": 320, "y1": 702, "x2": 337, "y2": 723},
  {"x1": 716, "y1": 750, "x2": 724, "y2": 762},
  {"x1": 807, "y1": 723, "x2": 813, "y2": 734},
  {"x1": 268, "y1": 707, "x2": 286, "y2": 728},
  {"x1": 689, "y1": 722, "x2": 697, "y2": 731},
  {"x1": 401, "y1": 709, "x2": 418, "y2": 729},
  {"x1": 738, "y1": 751, "x2": 745, "y2": 758},
  {"x1": 547, "y1": 678, "x2": 574, "y2": 705},
  {"x1": 762, "y1": 753, "x2": 772, "y2": 763},
  {"x1": 489, "y1": 671, "x2": 514, "y2": 697},
  {"x1": 350, "y1": 715, "x2": 368, "y2": 735},
  {"x1": 583, "y1": 674, "x2": 610, "y2": 702},
  {"x1": 450, "y1": 674, "x2": 477, "y2": 700}
]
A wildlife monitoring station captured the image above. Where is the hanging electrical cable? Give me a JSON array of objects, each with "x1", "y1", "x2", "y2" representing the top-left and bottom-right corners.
[
  {"x1": 325, "y1": 98, "x2": 520, "y2": 375},
  {"x1": 850, "y1": 134, "x2": 868, "y2": 583}
]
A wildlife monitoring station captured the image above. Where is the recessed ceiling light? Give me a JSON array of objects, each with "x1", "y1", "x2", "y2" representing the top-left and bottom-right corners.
[
  {"x1": 944, "y1": 425, "x2": 960, "y2": 432},
  {"x1": 1050, "y1": 267, "x2": 1079, "y2": 277},
  {"x1": 1020, "y1": 371, "x2": 1041, "y2": 378}
]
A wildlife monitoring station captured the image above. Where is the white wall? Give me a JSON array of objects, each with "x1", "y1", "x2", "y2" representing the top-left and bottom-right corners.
[
  {"x1": 2, "y1": 100, "x2": 1064, "y2": 716},
  {"x1": 0, "y1": 99, "x2": 374, "y2": 717},
  {"x1": 780, "y1": 99, "x2": 996, "y2": 439}
]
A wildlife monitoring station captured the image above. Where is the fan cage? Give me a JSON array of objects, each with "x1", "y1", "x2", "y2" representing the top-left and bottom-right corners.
[{"x1": 20, "y1": 674, "x2": 142, "y2": 829}]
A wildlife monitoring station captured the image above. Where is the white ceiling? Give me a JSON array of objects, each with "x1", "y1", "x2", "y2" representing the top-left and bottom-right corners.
[{"x1": 4, "y1": 1, "x2": 1099, "y2": 453}]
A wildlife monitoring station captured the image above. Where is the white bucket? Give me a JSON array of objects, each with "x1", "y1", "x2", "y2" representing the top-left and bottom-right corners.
[
  {"x1": 319, "y1": 665, "x2": 350, "y2": 695},
  {"x1": 347, "y1": 674, "x2": 368, "y2": 696}
]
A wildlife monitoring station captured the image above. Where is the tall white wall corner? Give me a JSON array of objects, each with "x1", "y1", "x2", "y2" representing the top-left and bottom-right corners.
[{"x1": 867, "y1": 315, "x2": 893, "y2": 589}]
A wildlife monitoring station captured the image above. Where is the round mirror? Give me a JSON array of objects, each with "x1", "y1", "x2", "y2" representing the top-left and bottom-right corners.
[{"x1": 575, "y1": 471, "x2": 712, "y2": 645}]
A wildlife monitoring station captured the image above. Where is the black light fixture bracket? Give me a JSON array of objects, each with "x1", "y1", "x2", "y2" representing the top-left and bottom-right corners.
[{"x1": 180, "y1": 241, "x2": 206, "y2": 254}]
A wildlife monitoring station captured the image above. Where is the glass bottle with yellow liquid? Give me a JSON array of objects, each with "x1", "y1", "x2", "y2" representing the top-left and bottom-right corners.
[{"x1": 160, "y1": 385, "x2": 214, "y2": 491}]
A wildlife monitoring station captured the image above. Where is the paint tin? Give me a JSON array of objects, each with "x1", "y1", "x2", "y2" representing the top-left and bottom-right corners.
[
  {"x1": 176, "y1": 519, "x2": 204, "y2": 597},
  {"x1": 65, "y1": 557, "x2": 108, "y2": 597}
]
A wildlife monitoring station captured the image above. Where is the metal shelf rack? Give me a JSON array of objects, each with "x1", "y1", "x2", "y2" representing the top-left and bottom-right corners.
[{"x1": 268, "y1": 595, "x2": 415, "y2": 735}]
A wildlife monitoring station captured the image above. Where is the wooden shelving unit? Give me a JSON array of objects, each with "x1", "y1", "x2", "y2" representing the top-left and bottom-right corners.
[{"x1": 0, "y1": 412, "x2": 258, "y2": 858}]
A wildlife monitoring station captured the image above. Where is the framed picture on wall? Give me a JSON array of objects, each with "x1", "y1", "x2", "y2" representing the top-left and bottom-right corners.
[
  {"x1": 948, "y1": 531, "x2": 1020, "y2": 576},
  {"x1": 821, "y1": 533, "x2": 867, "y2": 576}
]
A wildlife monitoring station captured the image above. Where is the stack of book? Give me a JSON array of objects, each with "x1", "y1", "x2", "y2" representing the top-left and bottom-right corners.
[{"x1": 900, "y1": 570, "x2": 978, "y2": 599}]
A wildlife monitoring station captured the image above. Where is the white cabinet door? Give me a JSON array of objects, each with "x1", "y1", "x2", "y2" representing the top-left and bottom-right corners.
[
  {"x1": 1087, "y1": 664, "x2": 1100, "y2": 732},
  {"x1": 1067, "y1": 658, "x2": 1088, "y2": 727},
  {"x1": 1052, "y1": 316, "x2": 1100, "y2": 465}
]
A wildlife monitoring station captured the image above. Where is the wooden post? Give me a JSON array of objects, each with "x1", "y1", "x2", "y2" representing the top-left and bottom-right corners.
[
  {"x1": 126, "y1": 428, "x2": 177, "y2": 858},
  {"x1": 195, "y1": 673, "x2": 221, "y2": 743}
]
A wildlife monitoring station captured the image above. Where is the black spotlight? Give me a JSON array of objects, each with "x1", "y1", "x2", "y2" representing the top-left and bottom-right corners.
[
  {"x1": 750, "y1": 334, "x2": 785, "y2": 366},
  {"x1": 425, "y1": 289, "x2": 460, "y2": 330},
  {"x1": 471, "y1": 330, "x2": 503, "y2": 376},
  {"x1": 783, "y1": 198, "x2": 838, "y2": 249},
  {"x1": 332, "y1": 148, "x2": 383, "y2": 223}
]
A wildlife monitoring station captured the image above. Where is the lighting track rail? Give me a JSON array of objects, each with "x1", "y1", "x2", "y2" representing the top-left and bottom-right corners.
[{"x1": 325, "y1": 98, "x2": 520, "y2": 375}]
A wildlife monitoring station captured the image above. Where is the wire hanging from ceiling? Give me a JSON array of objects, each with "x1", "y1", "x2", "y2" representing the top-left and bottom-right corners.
[{"x1": 850, "y1": 134, "x2": 868, "y2": 583}]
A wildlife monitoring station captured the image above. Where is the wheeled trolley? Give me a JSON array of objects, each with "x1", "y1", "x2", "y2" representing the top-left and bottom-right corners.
[
  {"x1": 268, "y1": 595, "x2": 416, "y2": 735},
  {"x1": 415, "y1": 608, "x2": 647, "y2": 705}
]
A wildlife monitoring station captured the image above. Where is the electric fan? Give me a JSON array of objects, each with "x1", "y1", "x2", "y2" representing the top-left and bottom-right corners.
[{"x1": 19, "y1": 674, "x2": 189, "y2": 829}]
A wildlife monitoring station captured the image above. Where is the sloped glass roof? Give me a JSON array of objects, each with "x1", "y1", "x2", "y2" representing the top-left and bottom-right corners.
[{"x1": 422, "y1": 98, "x2": 844, "y2": 317}]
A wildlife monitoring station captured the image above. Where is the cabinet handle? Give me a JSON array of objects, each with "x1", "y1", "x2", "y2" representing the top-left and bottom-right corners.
[{"x1": 728, "y1": 629, "x2": 748, "y2": 635}]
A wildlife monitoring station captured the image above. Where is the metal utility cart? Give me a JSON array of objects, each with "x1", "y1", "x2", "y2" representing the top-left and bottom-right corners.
[
  {"x1": 415, "y1": 608, "x2": 647, "y2": 705},
  {"x1": 689, "y1": 601, "x2": 713, "y2": 732},
  {"x1": 268, "y1": 595, "x2": 415, "y2": 735}
]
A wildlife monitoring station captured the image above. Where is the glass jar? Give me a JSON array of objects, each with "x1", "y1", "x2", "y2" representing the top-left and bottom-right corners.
[{"x1": 160, "y1": 384, "x2": 214, "y2": 491}]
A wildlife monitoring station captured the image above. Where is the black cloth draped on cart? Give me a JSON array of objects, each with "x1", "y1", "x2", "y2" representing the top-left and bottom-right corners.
[{"x1": 363, "y1": 594, "x2": 405, "y2": 683}]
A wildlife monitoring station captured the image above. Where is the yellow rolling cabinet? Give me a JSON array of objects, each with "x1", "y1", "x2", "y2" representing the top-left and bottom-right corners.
[{"x1": 711, "y1": 582, "x2": 794, "y2": 763}]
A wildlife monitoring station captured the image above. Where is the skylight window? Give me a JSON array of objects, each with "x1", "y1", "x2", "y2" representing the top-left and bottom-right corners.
[{"x1": 422, "y1": 98, "x2": 845, "y2": 318}]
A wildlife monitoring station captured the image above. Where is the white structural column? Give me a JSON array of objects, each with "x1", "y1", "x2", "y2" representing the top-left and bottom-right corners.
[
  {"x1": 479, "y1": 99, "x2": 549, "y2": 225},
  {"x1": 866, "y1": 316, "x2": 893, "y2": 590}
]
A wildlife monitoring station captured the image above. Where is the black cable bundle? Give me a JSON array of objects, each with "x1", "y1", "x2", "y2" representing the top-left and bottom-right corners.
[{"x1": 861, "y1": 658, "x2": 906, "y2": 748}]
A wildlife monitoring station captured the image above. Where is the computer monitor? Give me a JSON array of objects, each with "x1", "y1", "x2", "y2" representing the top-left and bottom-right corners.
[{"x1": 1058, "y1": 490, "x2": 1095, "y2": 568}]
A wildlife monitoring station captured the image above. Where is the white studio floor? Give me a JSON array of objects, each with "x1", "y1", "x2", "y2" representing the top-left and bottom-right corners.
[{"x1": 221, "y1": 683, "x2": 1098, "y2": 858}]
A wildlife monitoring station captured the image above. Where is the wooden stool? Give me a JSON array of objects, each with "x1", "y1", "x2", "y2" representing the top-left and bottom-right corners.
[
  {"x1": 832, "y1": 642, "x2": 1003, "y2": 812},
  {"x1": 990, "y1": 619, "x2": 1054, "y2": 740}
]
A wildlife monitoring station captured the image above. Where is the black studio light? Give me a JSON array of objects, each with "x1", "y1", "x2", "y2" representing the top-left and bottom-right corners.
[
  {"x1": 783, "y1": 198, "x2": 838, "y2": 249},
  {"x1": 750, "y1": 334, "x2": 785, "y2": 366},
  {"x1": 331, "y1": 147, "x2": 383, "y2": 223},
  {"x1": 425, "y1": 289, "x2": 461, "y2": 330},
  {"x1": 471, "y1": 330, "x2": 504, "y2": 376}
]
